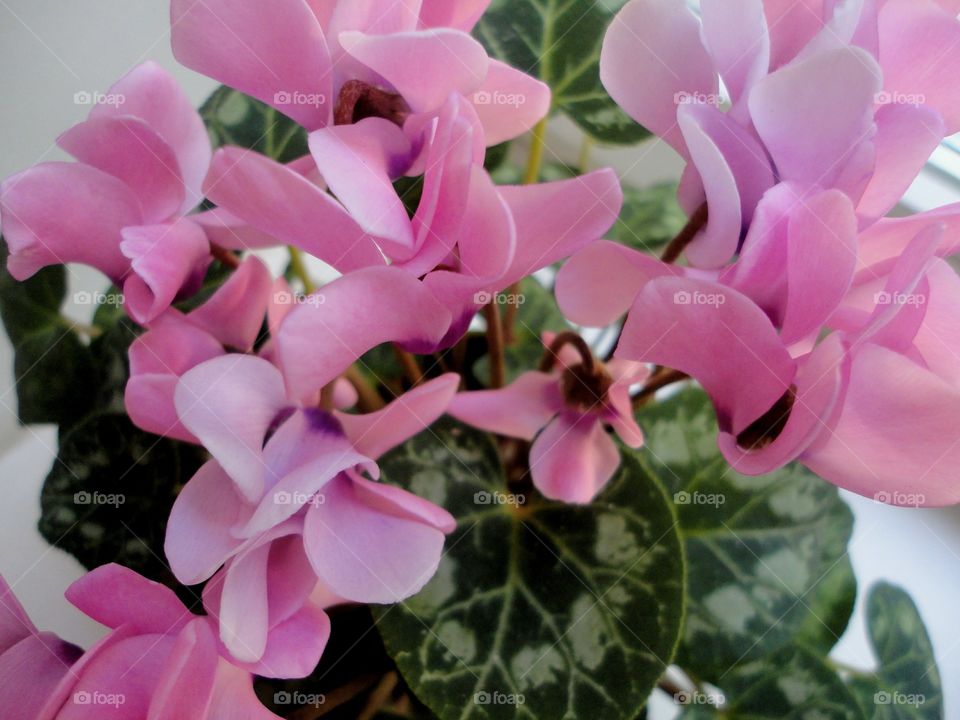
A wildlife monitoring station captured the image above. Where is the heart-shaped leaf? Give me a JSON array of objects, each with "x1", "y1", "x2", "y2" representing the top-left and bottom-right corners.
[
  {"x1": 639, "y1": 388, "x2": 856, "y2": 679},
  {"x1": 375, "y1": 418, "x2": 684, "y2": 720},
  {"x1": 475, "y1": 0, "x2": 649, "y2": 145}
]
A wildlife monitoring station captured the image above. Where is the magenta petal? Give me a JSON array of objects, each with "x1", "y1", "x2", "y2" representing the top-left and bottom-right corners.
[
  {"x1": 204, "y1": 148, "x2": 386, "y2": 273},
  {"x1": 805, "y1": 343, "x2": 960, "y2": 506},
  {"x1": 121, "y1": 219, "x2": 210, "y2": 324},
  {"x1": 278, "y1": 267, "x2": 452, "y2": 401},
  {"x1": 879, "y1": 0, "x2": 960, "y2": 134},
  {"x1": 749, "y1": 47, "x2": 882, "y2": 189},
  {"x1": 147, "y1": 619, "x2": 219, "y2": 720},
  {"x1": 337, "y1": 374, "x2": 460, "y2": 459},
  {"x1": 58, "y1": 117, "x2": 185, "y2": 224},
  {"x1": 618, "y1": 277, "x2": 796, "y2": 434},
  {"x1": 718, "y1": 333, "x2": 846, "y2": 474},
  {"x1": 175, "y1": 356, "x2": 289, "y2": 502},
  {"x1": 498, "y1": 168, "x2": 624, "y2": 286},
  {"x1": 220, "y1": 543, "x2": 271, "y2": 663},
  {"x1": 243, "y1": 601, "x2": 330, "y2": 679},
  {"x1": 0, "y1": 632, "x2": 82, "y2": 720},
  {"x1": 530, "y1": 413, "x2": 620, "y2": 504},
  {"x1": 0, "y1": 162, "x2": 140, "y2": 281},
  {"x1": 556, "y1": 241, "x2": 677, "y2": 327},
  {"x1": 187, "y1": 256, "x2": 273, "y2": 352},
  {"x1": 171, "y1": 0, "x2": 333, "y2": 130},
  {"x1": 858, "y1": 103, "x2": 946, "y2": 222},
  {"x1": 308, "y1": 119, "x2": 414, "y2": 253},
  {"x1": 65, "y1": 564, "x2": 188, "y2": 635},
  {"x1": 471, "y1": 60, "x2": 552, "y2": 145},
  {"x1": 912, "y1": 259, "x2": 960, "y2": 386},
  {"x1": 600, "y1": 0, "x2": 718, "y2": 155},
  {"x1": 207, "y1": 661, "x2": 282, "y2": 720},
  {"x1": 339, "y1": 29, "x2": 489, "y2": 113},
  {"x1": 448, "y1": 372, "x2": 562, "y2": 441},
  {"x1": 0, "y1": 575, "x2": 35, "y2": 653},
  {"x1": 93, "y1": 62, "x2": 211, "y2": 211},
  {"x1": 419, "y1": 0, "x2": 491, "y2": 31},
  {"x1": 303, "y1": 475, "x2": 449, "y2": 603},
  {"x1": 165, "y1": 460, "x2": 250, "y2": 585},
  {"x1": 192, "y1": 207, "x2": 280, "y2": 251}
]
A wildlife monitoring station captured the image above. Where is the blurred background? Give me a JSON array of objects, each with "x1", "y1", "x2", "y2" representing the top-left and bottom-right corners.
[{"x1": 1, "y1": 2, "x2": 958, "y2": 717}]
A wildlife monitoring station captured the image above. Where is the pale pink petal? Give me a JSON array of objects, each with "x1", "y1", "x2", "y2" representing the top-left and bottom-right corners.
[
  {"x1": 58, "y1": 117, "x2": 185, "y2": 224},
  {"x1": 618, "y1": 277, "x2": 796, "y2": 434},
  {"x1": 337, "y1": 374, "x2": 460, "y2": 459},
  {"x1": 175, "y1": 355, "x2": 289, "y2": 502},
  {"x1": 277, "y1": 267, "x2": 452, "y2": 402},
  {"x1": 471, "y1": 60, "x2": 551, "y2": 145},
  {"x1": 912, "y1": 259, "x2": 960, "y2": 386},
  {"x1": 0, "y1": 575, "x2": 35, "y2": 653},
  {"x1": 499, "y1": 168, "x2": 624, "y2": 286},
  {"x1": 303, "y1": 475, "x2": 449, "y2": 603},
  {"x1": 206, "y1": 661, "x2": 283, "y2": 720},
  {"x1": 348, "y1": 475, "x2": 455, "y2": 533},
  {"x1": 749, "y1": 47, "x2": 882, "y2": 188},
  {"x1": 0, "y1": 162, "x2": 140, "y2": 280},
  {"x1": 858, "y1": 103, "x2": 946, "y2": 222},
  {"x1": 600, "y1": 0, "x2": 718, "y2": 154},
  {"x1": 763, "y1": 0, "x2": 828, "y2": 69},
  {"x1": 448, "y1": 372, "x2": 562, "y2": 441},
  {"x1": 339, "y1": 29, "x2": 489, "y2": 113},
  {"x1": 241, "y1": 602, "x2": 330, "y2": 679},
  {"x1": 556, "y1": 241, "x2": 678, "y2": 327},
  {"x1": 878, "y1": 0, "x2": 960, "y2": 134},
  {"x1": 65, "y1": 565, "x2": 188, "y2": 635},
  {"x1": 147, "y1": 619, "x2": 218, "y2": 720},
  {"x1": 187, "y1": 256, "x2": 273, "y2": 352},
  {"x1": 171, "y1": 0, "x2": 333, "y2": 130},
  {"x1": 419, "y1": 0, "x2": 491, "y2": 31},
  {"x1": 93, "y1": 61, "x2": 211, "y2": 211},
  {"x1": 308, "y1": 118, "x2": 414, "y2": 253},
  {"x1": 805, "y1": 342, "x2": 960, "y2": 506},
  {"x1": 857, "y1": 203, "x2": 960, "y2": 271},
  {"x1": 700, "y1": 0, "x2": 770, "y2": 105},
  {"x1": 219, "y1": 543, "x2": 271, "y2": 662},
  {"x1": 165, "y1": 461, "x2": 250, "y2": 585},
  {"x1": 204, "y1": 148, "x2": 386, "y2": 272},
  {"x1": 530, "y1": 413, "x2": 620, "y2": 504},
  {"x1": 192, "y1": 207, "x2": 280, "y2": 251},
  {"x1": 121, "y1": 219, "x2": 211, "y2": 324}
]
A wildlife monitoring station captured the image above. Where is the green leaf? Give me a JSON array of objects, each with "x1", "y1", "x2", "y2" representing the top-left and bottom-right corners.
[
  {"x1": 475, "y1": 0, "x2": 649, "y2": 145},
  {"x1": 679, "y1": 645, "x2": 865, "y2": 720},
  {"x1": 200, "y1": 86, "x2": 308, "y2": 162},
  {"x1": 375, "y1": 418, "x2": 685, "y2": 720},
  {"x1": 476, "y1": 278, "x2": 570, "y2": 385},
  {"x1": 0, "y1": 241, "x2": 67, "y2": 346},
  {"x1": 13, "y1": 328, "x2": 95, "y2": 427},
  {"x1": 38, "y1": 414, "x2": 207, "y2": 590},
  {"x1": 611, "y1": 184, "x2": 688, "y2": 256},
  {"x1": 639, "y1": 388, "x2": 856, "y2": 679},
  {"x1": 846, "y1": 583, "x2": 942, "y2": 720}
]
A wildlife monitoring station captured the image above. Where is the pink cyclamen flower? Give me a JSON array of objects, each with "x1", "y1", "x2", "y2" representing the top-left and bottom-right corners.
[
  {"x1": 600, "y1": 0, "x2": 960, "y2": 267},
  {"x1": 205, "y1": 94, "x2": 623, "y2": 347},
  {"x1": 2, "y1": 566, "x2": 283, "y2": 719},
  {"x1": 164, "y1": 267, "x2": 458, "y2": 666},
  {"x1": 449, "y1": 333, "x2": 647, "y2": 503},
  {"x1": 0, "y1": 62, "x2": 216, "y2": 324}
]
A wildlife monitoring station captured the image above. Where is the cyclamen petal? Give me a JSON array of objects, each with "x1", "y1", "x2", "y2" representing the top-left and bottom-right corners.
[{"x1": 530, "y1": 412, "x2": 621, "y2": 504}]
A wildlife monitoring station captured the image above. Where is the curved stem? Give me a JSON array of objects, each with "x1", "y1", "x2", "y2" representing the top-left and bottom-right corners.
[
  {"x1": 344, "y1": 366, "x2": 385, "y2": 412},
  {"x1": 483, "y1": 303, "x2": 506, "y2": 388},
  {"x1": 539, "y1": 331, "x2": 595, "y2": 373},
  {"x1": 523, "y1": 118, "x2": 549, "y2": 185},
  {"x1": 660, "y1": 202, "x2": 708, "y2": 265},
  {"x1": 392, "y1": 344, "x2": 423, "y2": 386},
  {"x1": 632, "y1": 368, "x2": 689, "y2": 408},
  {"x1": 210, "y1": 244, "x2": 240, "y2": 269}
]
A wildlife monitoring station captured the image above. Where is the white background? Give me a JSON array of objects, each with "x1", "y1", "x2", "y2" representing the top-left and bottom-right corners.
[{"x1": 1, "y1": 2, "x2": 958, "y2": 717}]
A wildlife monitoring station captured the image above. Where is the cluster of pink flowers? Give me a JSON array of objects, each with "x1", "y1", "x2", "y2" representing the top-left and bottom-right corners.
[{"x1": 2, "y1": 0, "x2": 960, "y2": 713}]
